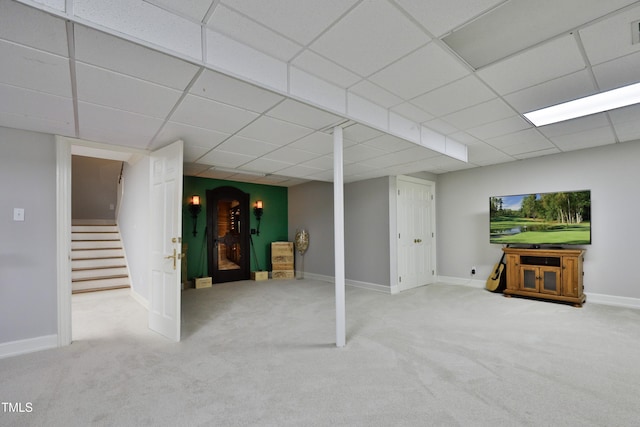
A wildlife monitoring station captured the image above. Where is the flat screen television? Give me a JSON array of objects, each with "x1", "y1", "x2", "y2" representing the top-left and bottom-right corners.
[{"x1": 490, "y1": 190, "x2": 591, "y2": 246}]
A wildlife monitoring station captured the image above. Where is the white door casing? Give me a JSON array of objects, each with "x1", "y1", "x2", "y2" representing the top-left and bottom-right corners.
[
  {"x1": 397, "y1": 177, "x2": 435, "y2": 291},
  {"x1": 149, "y1": 140, "x2": 183, "y2": 342}
]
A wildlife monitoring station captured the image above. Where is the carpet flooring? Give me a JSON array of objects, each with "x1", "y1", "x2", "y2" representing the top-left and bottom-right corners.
[{"x1": 1, "y1": 279, "x2": 640, "y2": 426}]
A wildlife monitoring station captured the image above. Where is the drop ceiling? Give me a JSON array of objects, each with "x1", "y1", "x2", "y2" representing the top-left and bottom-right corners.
[{"x1": 1, "y1": 0, "x2": 640, "y2": 186}]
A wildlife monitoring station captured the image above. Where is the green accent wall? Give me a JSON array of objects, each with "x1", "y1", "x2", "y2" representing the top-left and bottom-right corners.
[{"x1": 182, "y1": 176, "x2": 288, "y2": 279}]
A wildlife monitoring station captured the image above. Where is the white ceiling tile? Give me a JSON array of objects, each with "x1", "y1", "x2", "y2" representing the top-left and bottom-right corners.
[
  {"x1": 442, "y1": 98, "x2": 515, "y2": 130},
  {"x1": 348, "y1": 81, "x2": 404, "y2": 108},
  {"x1": 307, "y1": 169, "x2": 335, "y2": 182},
  {"x1": 288, "y1": 132, "x2": 335, "y2": 155},
  {"x1": 410, "y1": 75, "x2": 495, "y2": 117},
  {"x1": 153, "y1": 121, "x2": 230, "y2": 151},
  {"x1": 343, "y1": 144, "x2": 387, "y2": 162},
  {"x1": 395, "y1": 0, "x2": 504, "y2": 37},
  {"x1": 208, "y1": 4, "x2": 302, "y2": 61},
  {"x1": 390, "y1": 103, "x2": 434, "y2": 124},
  {"x1": 592, "y1": 52, "x2": 640, "y2": 92},
  {"x1": 290, "y1": 50, "x2": 361, "y2": 88},
  {"x1": 266, "y1": 99, "x2": 344, "y2": 130},
  {"x1": 579, "y1": 3, "x2": 640, "y2": 66},
  {"x1": 240, "y1": 157, "x2": 293, "y2": 173},
  {"x1": 74, "y1": 0, "x2": 202, "y2": 59},
  {"x1": 0, "y1": 84, "x2": 75, "y2": 136},
  {"x1": 0, "y1": 83, "x2": 73, "y2": 127},
  {"x1": 310, "y1": 0, "x2": 428, "y2": 76},
  {"x1": 76, "y1": 63, "x2": 183, "y2": 118},
  {"x1": 78, "y1": 101, "x2": 164, "y2": 148},
  {"x1": 0, "y1": 40, "x2": 71, "y2": 97},
  {"x1": 146, "y1": 0, "x2": 214, "y2": 22},
  {"x1": 607, "y1": 104, "x2": 640, "y2": 142},
  {"x1": 171, "y1": 94, "x2": 259, "y2": 134},
  {"x1": 263, "y1": 146, "x2": 320, "y2": 164},
  {"x1": 468, "y1": 143, "x2": 514, "y2": 166},
  {"x1": 467, "y1": 116, "x2": 532, "y2": 140},
  {"x1": 363, "y1": 146, "x2": 439, "y2": 168},
  {"x1": 190, "y1": 69, "x2": 284, "y2": 113},
  {"x1": 0, "y1": 0, "x2": 68, "y2": 55},
  {"x1": 344, "y1": 163, "x2": 376, "y2": 176},
  {"x1": 342, "y1": 124, "x2": 384, "y2": 142},
  {"x1": 289, "y1": 67, "x2": 347, "y2": 115},
  {"x1": 301, "y1": 156, "x2": 334, "y2": 170},
  {"x1": 369, "y1": 43, "x2": 469, "y2": 100},
  {"x1": 486, "y1": 128, "x2": 554, "y2": 155},
  {"x1": 548, "y1": 126, "x2": 617, "y2": 152},
  {"x1": 216, "y1": 135, "x2": 279, "y2": 157},
  {"x1": 220, "y1": 0, "x2": 359, "y2": 45},
  {"x1": 74, "y1": 26, "x2": 200, "y2": 90},
  {"x1": 183, "y1": 163, "x2": 211, "y2": 176},
  {"x1": 448, "y1": 131, "x2": 482, "y2": 146},
  {"x1": 184, "y1": 145, "x2": 212, "y2": 162},
  {"x1": 443, "y1": 0, "x2": 636, "y2": 69},
  {"x1": 197, "y1": 168, "x2": 236, "y2": 179},
  {"x1": 504, "y1": 70, "x2": 596, "y2": 114},
  {"x1": 478, "y1": 35, "x2": 586, "y2": 95},
  {"x1": 238, "y1": 116, "x2": 314, "y2": 146},
  {"x1": 422, "y1": 119, "x2": 460, "y2": 136},
  {"x1": 205, "y1": 30, "x2": 287, "y2": 92},
  {"x1": 276, "y1": 164, "x2": 324, "y2": 179},
  {"x1": 197, "y1": 149, "x2": 255, "y2": 167}
]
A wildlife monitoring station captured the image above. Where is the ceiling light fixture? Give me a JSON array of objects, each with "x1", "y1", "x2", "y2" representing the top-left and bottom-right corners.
[
  {"x1": 209, "y1": 166, "x2": 267, "y2": 177},
  {"x1": 524, "y1": 81, "x2": 640, "y2": 127}
]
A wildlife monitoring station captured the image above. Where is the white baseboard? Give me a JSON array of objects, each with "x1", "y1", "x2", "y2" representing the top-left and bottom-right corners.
[
  {"x1": 303, "y1": 272, "x2": 393, "y2": 294},
  {"x1": 438, "y1": 276, "x2": 486, "y2": 289},
  {"x1": 438, "y1": 276, "x2": 640, "y2": 309},
  {"x1": 130, "y1": 287, "x2": 149, "y2": 310},
  {"x1": 585, "y1": 292, "x2": 640, "y2": 309},
  {"x1": 0, "y1": 334, "x2": 58, "y2": 359}
]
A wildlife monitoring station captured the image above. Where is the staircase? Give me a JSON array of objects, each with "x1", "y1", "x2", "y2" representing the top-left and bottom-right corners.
[{"x1": 71, "y1": 223, "x2": 130, "y2": 293}]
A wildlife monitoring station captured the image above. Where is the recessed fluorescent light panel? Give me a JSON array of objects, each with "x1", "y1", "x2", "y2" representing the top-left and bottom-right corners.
[{"x1": 524, "y1": 81, "x2": 640, "y2": 126}]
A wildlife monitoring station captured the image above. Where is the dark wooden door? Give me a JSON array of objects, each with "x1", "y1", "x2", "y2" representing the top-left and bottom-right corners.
[{"x1": 206, "y1": 186, "x2": 250, "y2": 283}]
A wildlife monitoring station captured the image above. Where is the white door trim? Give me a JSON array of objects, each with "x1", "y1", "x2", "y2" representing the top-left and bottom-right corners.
[
  {"x1": 393, "y1": 175, "x2": 437, "y2": 293},
  {"x1": 55, "y1": 136, "x2": 148, "y2": 347}
]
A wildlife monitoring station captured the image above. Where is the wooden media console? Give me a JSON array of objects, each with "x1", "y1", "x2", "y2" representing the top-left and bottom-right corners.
[{"x1": 503, "y1": 247, "x2": 585, "y2": 307}]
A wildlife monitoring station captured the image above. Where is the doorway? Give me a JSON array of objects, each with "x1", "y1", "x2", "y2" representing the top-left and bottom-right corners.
[
  {"x1": 206, "y1": 186, "x2": 250, "y2": 283},
  {"x1": 396, "y1": 176, "x2": 436, "y2": 291}
]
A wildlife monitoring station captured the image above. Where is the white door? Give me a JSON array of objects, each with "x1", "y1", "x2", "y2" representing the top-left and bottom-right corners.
[
  {"x1": 149, "y1": 140, "x2": 183, "y2": 341},
  {"x1": 397, "y1": 177, "x2": 435, "y2": 291}
]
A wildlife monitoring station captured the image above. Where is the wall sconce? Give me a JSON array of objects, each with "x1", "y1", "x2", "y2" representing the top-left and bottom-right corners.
[
  {"x1": 253, "y1": 200, "x2": 263, "y2": 236},
  {"x1": 188, "y1": 195, "x2": 202, "y2": 237}
]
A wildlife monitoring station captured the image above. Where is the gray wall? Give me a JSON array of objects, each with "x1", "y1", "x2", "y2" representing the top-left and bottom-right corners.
[
  {"x1": 0, "y1": 127, "x2": 57, "y2": 343},
  {"x1": 344, "y1": 177, "x2": 390, "y2": 286},
  {"x1": 288, "y1": 181, "x2": 335, "y2": 277},
  {"x1": 437, "y1": 140, "x2": 640, "y2": 299},
  {"x1": 288, "y1": 177, "x2": 391, "y2": 287},
  {"x1": 71, "y1": 155, "x2": 121, "y2": 220}
]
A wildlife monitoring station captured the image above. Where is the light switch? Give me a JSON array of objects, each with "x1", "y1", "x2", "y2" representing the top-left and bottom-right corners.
[{"x1": 13, "y1": 208, "x2": 25, "y2": 221}]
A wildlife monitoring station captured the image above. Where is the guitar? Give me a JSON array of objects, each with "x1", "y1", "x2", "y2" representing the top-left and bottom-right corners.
[{"x1": 486, "y1": 252, "x2": 507, "y2": 293}]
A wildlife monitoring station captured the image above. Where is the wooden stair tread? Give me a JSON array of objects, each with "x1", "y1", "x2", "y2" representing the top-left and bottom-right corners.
[{"x1": 72, "y1": 274, "x2": 129, "y2": 282}]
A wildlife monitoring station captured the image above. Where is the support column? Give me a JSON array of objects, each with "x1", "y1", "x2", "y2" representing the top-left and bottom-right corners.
[{"x1": 333, "y1": 126, "x2": 346, "y2": 348}]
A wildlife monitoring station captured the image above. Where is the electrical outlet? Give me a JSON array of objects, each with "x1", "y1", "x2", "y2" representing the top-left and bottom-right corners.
[{"x1": 471, "y1": 266, "x2": 476, "y2": 275}]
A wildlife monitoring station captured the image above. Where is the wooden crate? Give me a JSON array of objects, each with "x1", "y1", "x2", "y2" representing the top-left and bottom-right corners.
[
  {"x1": 271, "y1": 242, "x2": 293, "y2": 270},
  {"x1": 195, "y1": 277, "x2": 212, "y2": 289},
  {"x1": 272, "y1": 270, "x2": 295, "y2": 279},
  {"x1": 251, "y1": 271, "x2": 268, "y2": 281}
]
